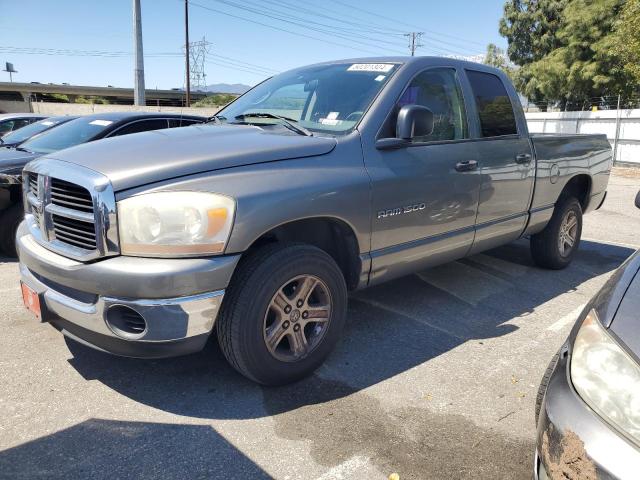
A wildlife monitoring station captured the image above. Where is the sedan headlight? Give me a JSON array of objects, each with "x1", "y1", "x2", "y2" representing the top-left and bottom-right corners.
[
  {"x1": 118, "y1": 191, "x2": 235, "y2": 257},
  {"x1": 571, "y1": 309, "x2": 640, "y2": 445}
]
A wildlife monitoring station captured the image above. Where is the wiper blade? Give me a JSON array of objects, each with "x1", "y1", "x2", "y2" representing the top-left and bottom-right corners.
[{"x1": 235, "y1": 113, "x2": 312, "y2": 136}]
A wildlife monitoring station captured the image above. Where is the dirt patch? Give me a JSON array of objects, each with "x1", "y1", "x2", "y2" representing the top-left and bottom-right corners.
[
  {"x1": 541, "y1": 425, "x2": 597, "y2": 480},
  {"x1": 612, "y1": 167, "x2": 640, "y2": 179}
]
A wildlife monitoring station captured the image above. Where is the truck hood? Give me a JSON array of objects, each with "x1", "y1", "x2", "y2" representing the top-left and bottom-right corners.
[
  {"x1": 46, "y1": 124, "x2": 337, "y2": 191},
  {"x1": 0, "y1": 147, "x2": 39, "y2": 175}
]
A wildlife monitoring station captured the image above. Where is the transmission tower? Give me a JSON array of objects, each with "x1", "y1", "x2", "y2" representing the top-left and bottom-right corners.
[
  {"x1": 404, "y1": 32, "x2": 424, "y2": 56},
  {"x1": 184, "y1": 37, "x2": 212, "y2": 91}
]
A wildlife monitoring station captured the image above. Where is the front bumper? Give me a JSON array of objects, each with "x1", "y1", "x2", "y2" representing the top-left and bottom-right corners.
[
  {"x1": 535, "y1": 348, "x2": 640, "y2": 479},
  {"x1": 17, "y1": 223, "x2": 241, "y2": 358}
]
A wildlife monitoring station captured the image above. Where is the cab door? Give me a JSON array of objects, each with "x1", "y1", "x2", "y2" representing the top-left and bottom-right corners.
[
  {"x1": 463, "y1": 69, "x2": 536, "y2": 254},
  {"x1": 364, "y1": 67, "x2": 481, "y2": 284}
]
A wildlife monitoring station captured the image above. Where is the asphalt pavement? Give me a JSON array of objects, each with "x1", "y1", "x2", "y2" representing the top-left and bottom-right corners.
[{"x1": 1, "y1": 171, "x2": 639, "y2": 479}]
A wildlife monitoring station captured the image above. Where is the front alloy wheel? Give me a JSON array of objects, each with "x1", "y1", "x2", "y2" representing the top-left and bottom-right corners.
[
  {"x1": 217, "y1": 243, "x2": 347, "y2": 385},
  {"x1": 263, "y1": 275, "x2": 332, "y2": 362}
]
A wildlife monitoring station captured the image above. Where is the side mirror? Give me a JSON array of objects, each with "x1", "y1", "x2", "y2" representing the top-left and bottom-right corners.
[
  {"x1": 396, "y1": 105, "x2": 434, "y2": 140},
  {"x1": 635, "y1": 190, "x2": 640, "y2": 209}
]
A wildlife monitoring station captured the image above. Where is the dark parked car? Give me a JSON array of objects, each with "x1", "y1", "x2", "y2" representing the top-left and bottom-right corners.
[
  {"x1": 0, "y1": 113, "x2": 48, "y2": 137},
  {"x1": 0, "y1": 112, "x2": 205, "y2": 256},
  {"x1": 0, "y1": 115, "x2": 77, "y2": 148},
  {"x1": 534, "y1": 192, "x2": 640, "y2": 480},
  {"x1": 17, "y1": 57, "x2": 612, "y2": 385}
]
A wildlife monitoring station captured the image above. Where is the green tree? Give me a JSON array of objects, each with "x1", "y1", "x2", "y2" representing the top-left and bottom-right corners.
[
  {"x1": 499, "y1": 0, "x2": 567, "y2": 103},
  {"x1": 499, "y1": 0, "x2": 567, "y2": 66},
  {"x1": 500, "y1": 0, "x2": 634, "y2": 107},
  {"x1": 484, "y1": 43, "x2": 516, "y2": 82},
  {"x1": 612, "y1": 0, "x2": 640, "y2": 85},
  {"x1": 193, "y1": 94, "x2": 237, "y2": 108}
]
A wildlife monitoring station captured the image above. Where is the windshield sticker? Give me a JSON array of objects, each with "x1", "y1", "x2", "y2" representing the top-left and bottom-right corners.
[
  {"x1": 375, "y1": 75, "x2": 386, "y2": 82},
  {"x1": 347, "y1": 63, "x2": 394, "y2": 73},
  {"x1": 89, "y1": 120, "x2": 113, "y2": 126},
  {"x1": 326, "y1": 112, "x2": 340, "y2": 120},
  {"x1": 320, "y1": 118, "x2": 341, "y2": 126},
  {"x1": 41, "y1": 121, "x2": 54, "y2": 126}
]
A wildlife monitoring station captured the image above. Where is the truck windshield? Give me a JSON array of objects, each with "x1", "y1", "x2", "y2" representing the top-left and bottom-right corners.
[
  {"x1": 218, "y1": 62, "x2": 399, "y2": 135},
  {"x1": 20, "y1": 117, "x2": 113, "y2": 154}
]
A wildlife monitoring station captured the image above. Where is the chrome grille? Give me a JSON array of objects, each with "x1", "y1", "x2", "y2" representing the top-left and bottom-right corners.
[
  {"x1": 51, "y1": 178, "x2": 94, "y2": 213},
  {"x1": 52, "y1": 214, "x2": 98, "y2": 250},
  {"x1": 28, "y1": 172, "x2": 38, "y2": 196},
  {"x1": 23, "y1": 159, "x2": 119, "y2": 261}
]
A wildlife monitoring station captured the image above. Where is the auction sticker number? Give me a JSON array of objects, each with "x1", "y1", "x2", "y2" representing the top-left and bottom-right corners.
[{"x1": 347, "y1": 63, "x2": 394, "y2": 73}]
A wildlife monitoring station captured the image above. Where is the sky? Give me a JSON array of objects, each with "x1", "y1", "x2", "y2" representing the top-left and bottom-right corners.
[{"x1": 0, "y1": 0, "x2": 508, "y2": 89}]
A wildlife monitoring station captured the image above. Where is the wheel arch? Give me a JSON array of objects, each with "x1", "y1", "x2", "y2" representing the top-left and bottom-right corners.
[
  {"x1": 241, "y1": 216, "x2": 363, "y2": 290},
  {"x1": 557, "y1": 174, "x2": 592, "y2": 211}
]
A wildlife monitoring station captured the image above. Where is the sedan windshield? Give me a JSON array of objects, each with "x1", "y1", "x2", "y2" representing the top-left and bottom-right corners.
[
  {"x1": 1, "y1": 117, "x2": 71, "y2": 146},
  {"x1": 20, "y1": 117, "x2": 114, "y2": 154},
  {"x1": 218, "y1": 62, "x2": 399, "y2": 135}
]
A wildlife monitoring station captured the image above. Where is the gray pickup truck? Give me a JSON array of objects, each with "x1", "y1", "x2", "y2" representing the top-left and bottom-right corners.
[{"x1": 17, "y1": 57, "x2": 612, "y2": 385}]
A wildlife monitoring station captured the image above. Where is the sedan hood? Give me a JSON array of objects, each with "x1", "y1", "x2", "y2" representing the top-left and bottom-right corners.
[
  {"x1": 0, "y1": 147, "x2": 39, "y2": 176},
  {"x1": 46, "y1": 124, "x2": 337, "y2": 191}
]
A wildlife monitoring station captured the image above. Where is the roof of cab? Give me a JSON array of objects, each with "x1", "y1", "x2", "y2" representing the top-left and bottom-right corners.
[{"x1": 303, "y1": 55, "x2": 502, "y2": 74}]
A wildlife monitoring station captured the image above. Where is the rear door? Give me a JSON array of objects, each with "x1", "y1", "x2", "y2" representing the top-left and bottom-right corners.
[{"x1": 463, "y1": 69, "x2": 535, "y2": 254}]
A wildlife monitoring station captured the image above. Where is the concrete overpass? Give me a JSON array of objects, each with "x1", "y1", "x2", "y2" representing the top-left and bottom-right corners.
[{"x1": 0, "y1": 82, "x2": 211, "y2": 109}]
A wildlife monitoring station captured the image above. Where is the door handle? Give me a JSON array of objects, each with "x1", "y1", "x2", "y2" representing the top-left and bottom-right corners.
[
  {"x1": 516, "y1": 153, "x2": 532, "y2": 164},
  {"x1": 455, "y1": 160, "x2": 478, "y2": 172}
]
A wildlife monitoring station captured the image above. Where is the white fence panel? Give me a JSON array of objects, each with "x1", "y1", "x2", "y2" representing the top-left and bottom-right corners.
[{"x1": 525, "y1": 110, "x2": 640, "y2": 166}]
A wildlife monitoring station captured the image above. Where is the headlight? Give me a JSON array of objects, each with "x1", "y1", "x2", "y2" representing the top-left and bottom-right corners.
[
  {"x1": 117, "y1": 191, "x2": 235, "y2": 257},
  {"x1": 571, "y1": 309, "x2": 640, "y2": 445}
]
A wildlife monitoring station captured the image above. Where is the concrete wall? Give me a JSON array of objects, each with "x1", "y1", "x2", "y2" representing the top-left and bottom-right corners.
[
  {"x1": 526, "y1": 109, "x2": 639, "y2": 166},
  {"x1": 0, "y1": 100, "x2": 30, "y2": 114},
  {"x1": 30, "y1": 101, "x2": 222, "y2": 117}
]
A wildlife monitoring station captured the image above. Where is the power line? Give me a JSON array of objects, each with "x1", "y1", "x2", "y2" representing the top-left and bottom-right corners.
[
  {"x1": 325, "y1": 0, "x2": 487, "y2": 49},
  {"x1": 0, "y1": 46, "x2": 276, "y2": 77},
  {"x1": 188, "y1": 1, "x2": 393, "y2": 56},
  {"x1": 262, "y1": 0, "x2": 406, "y2": 35},
  {"x1": 215, "y1": 0, "x2": 475, "y2": 56},
  {"x1": 203, "y1": 0, "x2": 407, "y2": 54}
]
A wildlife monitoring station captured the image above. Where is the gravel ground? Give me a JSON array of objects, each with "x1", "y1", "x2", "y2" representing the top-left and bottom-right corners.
[{"x1": 1, "y1": 172, "x2": 639, "y2": 480}]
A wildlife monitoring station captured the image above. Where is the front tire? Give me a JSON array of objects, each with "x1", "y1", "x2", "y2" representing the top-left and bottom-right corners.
[
  {"x1": 0, "y1": 203, "x2": 23, "y2": 258},
  {"x1": 217, "y1": 243, "x2": 347, "y2": 385},
  {"x1": 530, "y1": 197, "x2": 582, "y2": 270}
]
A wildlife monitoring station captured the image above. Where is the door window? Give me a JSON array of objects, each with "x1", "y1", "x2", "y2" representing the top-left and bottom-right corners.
[
  {"x1": 110, "y1": 119, "x2": 169, "y2": 136},
  {"x1": 394, "y1": 68, "x2": 468, "y2": 143},
  {"x1": 168, "y1": 118, "x2": 202, "y2": 128},
  {"x1": 466, "y1": 70, "x2": 518, "y2": 138}
]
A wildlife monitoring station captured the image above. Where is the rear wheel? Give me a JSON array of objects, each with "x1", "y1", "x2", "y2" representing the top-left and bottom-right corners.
[
  {"x1": 217, "y1": 243, "x2": 347, "y2": 385},
  {"x1": 0, "y1": 203, "x2": 23, "y2": 257},
  {"x1": 530, "y1": 197, "x2": 582, "y2": 270}
]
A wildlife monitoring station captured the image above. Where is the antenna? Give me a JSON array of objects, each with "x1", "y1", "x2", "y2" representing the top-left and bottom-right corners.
[{"x1": 3, "y1": 62, "x2": 17, "y2": 82}]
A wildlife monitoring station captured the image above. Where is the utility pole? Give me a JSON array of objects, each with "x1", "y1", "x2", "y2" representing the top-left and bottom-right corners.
[
  {"x1": 184, "y1": 0, "x2": 191, "y2": 107},
  {"x1": 405, "y1": 32, "x2": 424, "y2": 56},
  {"x1": 132, "y1": 0, "x2": 145, "y2": 106}
]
